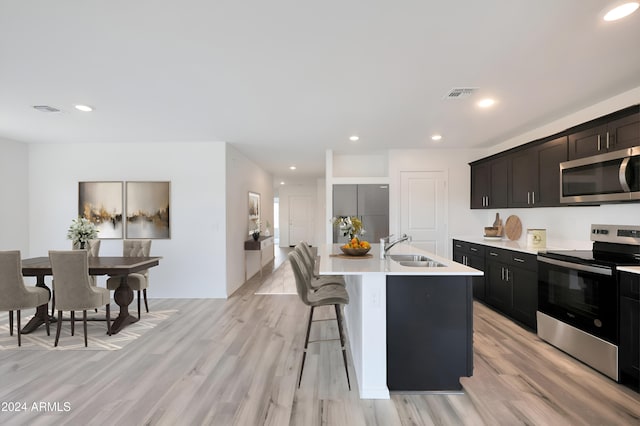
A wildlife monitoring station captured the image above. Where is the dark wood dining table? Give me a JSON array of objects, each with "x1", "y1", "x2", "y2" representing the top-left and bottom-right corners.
[{"x1": 21, "y1": 256, "x2": 161, "y2": 335}]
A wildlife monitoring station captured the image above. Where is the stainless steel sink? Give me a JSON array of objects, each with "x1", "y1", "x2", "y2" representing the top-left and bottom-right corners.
[{"x1": 388, "y1": 254, "x2": 446, "y2": 267}]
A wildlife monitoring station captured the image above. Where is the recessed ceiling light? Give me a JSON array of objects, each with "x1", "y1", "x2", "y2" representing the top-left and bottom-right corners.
[
  {"x1": 431, "y1": 134, "x2": 442, "y2": 141},
  {"x1": 604, "y1": 2, "x2": 639, "y2": 21},
  {"x1": 280, "y1": 181, "x2": 285, "y2": 185},
  {"x1": 477, "y1": 98, "x2": 496, "y2": 108},
  {"x1": 349, "y1": 135, "x2": 360, "y2": 141},
  {"x1": 289, "y1": 166, "x2": 296, "y2": 170},
  {"x1": 74, "y1": 104, "x2": 93, "y2": 112}
]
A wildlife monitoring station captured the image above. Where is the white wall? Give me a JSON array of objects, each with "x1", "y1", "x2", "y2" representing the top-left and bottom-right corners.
[
  {"x1": 0, "y1": 138, "x2": 29, "y2": 252},
  {"x1": 226, "y1": 145, "x2": 274, "y2": 295},
  {"x1": 28, "y1": 142, "x2": 228, "y2": 298}
]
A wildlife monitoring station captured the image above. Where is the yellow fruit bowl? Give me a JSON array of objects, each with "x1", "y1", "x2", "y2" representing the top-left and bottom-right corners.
[{"x1": 340, "y1": 246, "x2": 371, "y2": 256}]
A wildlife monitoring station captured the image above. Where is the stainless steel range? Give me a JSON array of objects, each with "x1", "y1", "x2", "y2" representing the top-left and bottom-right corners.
[{"x1": 537, "y1": 224, "x2": 640, "y2": 381}]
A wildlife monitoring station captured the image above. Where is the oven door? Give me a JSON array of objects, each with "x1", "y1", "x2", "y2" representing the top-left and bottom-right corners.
[{"x1": 537, "y1": 256, "x2": 618, "y2": 344}]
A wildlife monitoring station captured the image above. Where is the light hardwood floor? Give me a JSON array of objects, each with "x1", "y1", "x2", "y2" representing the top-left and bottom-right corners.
[{"x1": 0, "y1": 261, "x2": 638, "y2": 425}]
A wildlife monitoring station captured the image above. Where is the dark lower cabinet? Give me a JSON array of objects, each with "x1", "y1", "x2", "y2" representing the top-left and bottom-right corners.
[
  {"x1": 453, "y1": 240, "x2": 486, "y2": 300},
  {"x1": 484, "y1": 247, "x2": 538, "y2": 330},
  {"x1": 619, "y1": 272, "x2": 639, "y2": 392},
  {"x1": 386, "y1": 275, "x2": 473, "y2": 391}
]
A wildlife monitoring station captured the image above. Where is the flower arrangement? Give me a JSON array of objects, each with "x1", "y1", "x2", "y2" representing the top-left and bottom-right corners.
[
  {"x1": 67, "y1": 217, "x2": 99, "y2": 247},
  {"x1": 332, "y1": 216, "x2": 366, "y2": 241}
]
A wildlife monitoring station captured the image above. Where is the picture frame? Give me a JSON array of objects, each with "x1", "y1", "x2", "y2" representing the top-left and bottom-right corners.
[
  {"x1": 78, "y1": 181, "x2": 124, "y2": 239},
  {"x1": 125, "y1": 181, "x2": 171, "y2": 239},
  {"x1": 249, "y1": 191, "x2": 260, "y2": 221}
]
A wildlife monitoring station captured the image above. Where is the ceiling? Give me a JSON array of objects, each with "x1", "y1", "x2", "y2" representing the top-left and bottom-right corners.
[{"x1": 1, "y1": 1, "x2": 639, "y2": 181}]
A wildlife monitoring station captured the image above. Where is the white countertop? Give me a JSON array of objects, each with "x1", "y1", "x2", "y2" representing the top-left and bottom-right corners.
[
  {"x1": 618, "y1": 266, "x2": 640, "y2": 275},
  {"x1": 318, "y1": 243, "x2": 482, "y2": 276},
  {"x1": 453, "y1": 236, "x2": 587, "y2": 255}
]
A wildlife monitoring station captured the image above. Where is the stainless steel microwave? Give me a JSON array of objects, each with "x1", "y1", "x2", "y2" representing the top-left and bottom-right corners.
[{"x1": 560, "y1": 146, "x2": 640, "y2": 204}]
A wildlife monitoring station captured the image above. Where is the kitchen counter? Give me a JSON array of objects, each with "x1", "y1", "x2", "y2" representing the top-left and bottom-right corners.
[
  {"x1": 318, "y1": 243, "x2": 479, "y2": 399},
  {"x1": 318, "y1": 243, "x2": 482, "y2": 276},
  {"x1": 618, "y1": 266, "x2": 640, "y2": 275},
  {"x1": 452, "y1": 236, "x2": 589, "y2": 255}
]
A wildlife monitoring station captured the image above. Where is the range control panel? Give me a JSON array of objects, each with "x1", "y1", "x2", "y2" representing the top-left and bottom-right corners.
[{"x1": 591, "y1": 224, "x2": 640, "y2": 245}]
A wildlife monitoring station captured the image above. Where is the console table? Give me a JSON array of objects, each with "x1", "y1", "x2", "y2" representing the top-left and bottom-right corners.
[{"x1": 244, "y1": 235, "x2": 274, "y2": 281}]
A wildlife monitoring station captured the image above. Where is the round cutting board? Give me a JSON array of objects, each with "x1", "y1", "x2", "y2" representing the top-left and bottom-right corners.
[{"x1": 504, "y1": 215, "x2": 522, "y2": 240}]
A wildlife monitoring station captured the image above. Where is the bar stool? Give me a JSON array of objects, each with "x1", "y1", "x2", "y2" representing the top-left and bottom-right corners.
[
  {"x1": 288, "y1": 251, "x2": 350, "y2": 389},
  {"x1": 294, "y1": 243, "x2": 346, "y2": 289}
]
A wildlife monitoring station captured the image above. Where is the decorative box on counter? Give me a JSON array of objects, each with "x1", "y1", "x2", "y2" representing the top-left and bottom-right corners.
[{"x1": 527, "y1": 229, "x2": 546, "y2": 248}]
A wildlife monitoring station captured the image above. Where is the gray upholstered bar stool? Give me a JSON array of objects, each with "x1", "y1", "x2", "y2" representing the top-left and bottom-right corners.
[
  {"x1": 0, "y1": 250, "x2": 50, "y2": 346},
  {"x1": 288, "y1": 251, "x2": 351, "y2": 390},
  {"x1": 294, "y1": 244, "x2": 346, "y2": 290}
]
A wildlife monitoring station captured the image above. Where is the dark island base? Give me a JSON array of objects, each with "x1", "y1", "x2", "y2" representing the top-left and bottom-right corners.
[{"x1": 386, "y1": 275, "x2": 473, "y2": 392}]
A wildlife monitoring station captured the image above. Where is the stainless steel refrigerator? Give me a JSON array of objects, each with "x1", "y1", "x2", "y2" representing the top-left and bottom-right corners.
[{"x1": 332, "y1": 184, "x2": 389, "y2": 243}]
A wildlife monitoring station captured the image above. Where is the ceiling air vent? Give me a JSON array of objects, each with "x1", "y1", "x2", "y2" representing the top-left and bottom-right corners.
[
  {"x1": 32, "y1": 105, "x2": 61, "y2": 113},
  {"x1": 443, "y1": 87, "x2": 478, "y2": 99}
]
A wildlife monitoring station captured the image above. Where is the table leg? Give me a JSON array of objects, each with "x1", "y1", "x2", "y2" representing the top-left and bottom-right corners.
[
  {"x1": 21, "y1": 275, "x2": 56, "y2": 334},
  {"x1": 109, "y1": 275, "x2": 139, "y2": 334}
]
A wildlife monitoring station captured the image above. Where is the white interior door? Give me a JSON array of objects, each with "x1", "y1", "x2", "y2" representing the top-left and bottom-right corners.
[
  {"x1": 289, "y1": 195, "x2": 312, "y2": 246},
  {"x1": 400, "y1": 171, "x2": 448, "y2": 256}
]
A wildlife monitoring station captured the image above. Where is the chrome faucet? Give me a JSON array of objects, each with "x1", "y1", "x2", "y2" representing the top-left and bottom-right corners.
[{"x1": 380, "y1": 234, "x2": 412, "y2": 259}]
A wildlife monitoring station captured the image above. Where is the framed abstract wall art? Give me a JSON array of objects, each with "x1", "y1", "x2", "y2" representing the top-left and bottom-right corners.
[
  {"x1": 78, "y1": 181, "x2": 124, "y2": 239},
  {"x1": 125, "y1": 181, "x2": 171, "y2": 239}
]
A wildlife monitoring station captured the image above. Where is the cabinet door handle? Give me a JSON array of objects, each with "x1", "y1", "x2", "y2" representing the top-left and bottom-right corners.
[
  {"x1": 506, "y1": 269, "x2": 510, "y2": 281},
  {"x1": 455, "y1": 244, "x2": 462, "y2": 248},
  {"x1": 513, "y1": 257, "x2": 525, "y2": 263},
  {"x1": 532, "y1": 191, "x2": 535, "y2": 204},
  {"x1": 527, "y1": 192, "x2": 530, "y2": 205},
  {"x1": 606, "y1": 131, "x2": 610, "y2": 150},
  {"x1": 464, "y1": 255, "x2": 468, "y2": 266},
  {"x1": 490, "y1": 252, "x2": 498, "y2": 256},
  {"x1": 501, "y1": 267, "x2": 504, "y2": 280},
  {"x1": 470, "y1": 247, "x2": 478, "y2": 252},
  {"x1": 597, "y1": 134, "x2": 601, "y2": 151}
]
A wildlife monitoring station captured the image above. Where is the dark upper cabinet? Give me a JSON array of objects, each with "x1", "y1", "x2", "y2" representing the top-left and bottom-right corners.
[
  {"x1": 535, "y1": 136, "x2": 568, "y2": 206},
  {"x1": 568, "y1": 109, "x2": 640, "y2": 160},
  {"x1": 471, "y1": 157, "x2": 508, "y2": 209},
  {"x1": 508, "y1": 150, "x2": 538, "y2": 208}
]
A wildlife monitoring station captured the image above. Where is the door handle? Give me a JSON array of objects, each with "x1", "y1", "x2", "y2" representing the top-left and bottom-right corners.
[
  {"x1": 527, "y1": 192, "x2": 530, "y2": 205},
  {"x1": 501, "y1": 267, "x2": 504, "y2": 281},
  {"x1": 597, "y1": 134, "x2": 601, "y2": 151},
  {"x1": 606, "y1": 131, "x2": 610, "y2": 150}
]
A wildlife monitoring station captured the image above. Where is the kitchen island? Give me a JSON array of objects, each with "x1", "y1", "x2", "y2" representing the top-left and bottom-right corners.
[{"x1": 317, "y1": 243, "x2": 482, "y2": 399}]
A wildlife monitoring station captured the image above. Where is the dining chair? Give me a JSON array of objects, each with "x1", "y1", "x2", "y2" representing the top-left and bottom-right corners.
[
  {"x1": 49, "y1": 250, "x2": 111, "y2": 347},
  {"x1": 288, "y1": 251, "x2": 351, "y2": 389},
  {"x1": 294, "y1": 243, "x2": 346, "y2": 289},
  {"x1": 0, "y1": 251, "x2": 50, "y2": 346},
  {"x1": 105, "y1": 239, "x2": 151, "y2": 319},
  {"x1": 52, "y1": 239, "x2": 101, "y2": 317}
]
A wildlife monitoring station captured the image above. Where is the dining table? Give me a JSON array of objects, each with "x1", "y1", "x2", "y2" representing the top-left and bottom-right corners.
[{"x1": 20, "y1": 256, "x2": 161, "y2": 335}]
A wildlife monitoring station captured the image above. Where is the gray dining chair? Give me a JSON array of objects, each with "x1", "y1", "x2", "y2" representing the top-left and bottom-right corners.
[
  {"x1": 106, "y1": 239, "x2": 151, "y2": 319},
  {"x1": 49, "y1": 250, "x2": 111, "y2": 347},
  {"x1": 288, "y1": 251, "x2": 351, "y2": 389},
  {"x1": 0, "y1": 250, "x2": 51, "y2": 346},
  {"x1": 52, "y1": 239, "x2": 101, "y2": 317}
]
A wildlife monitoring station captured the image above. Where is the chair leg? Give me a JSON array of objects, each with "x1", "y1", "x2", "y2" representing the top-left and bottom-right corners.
[
  {"x1": 17, "y1": 310, "x2": 21, "y2": 347},
  {"x1": 9, "y1": 311, "x2": 13, "y2": 336},
  {"x1": 334, "y1": 304, "x2": 351, "y2": 390},
  {"x1": 143, "y1": 289, "x2": 149, "y2": 313},
  {"x1": 106, "y1": 304, "x2": 111, "y2": 336},
  {"x1": 137, "y1": 290, "x2": 141, "y2": 319},
  {"x1": 83, "y1": 310, "x2": 88, "y2": 347},
  {"x1": 54, "y1": 311, "x2": 63, "y2": 347},
  {"x1": 298, "y1": 306, "x2": 315, "y2": 388},
  {"x1": 70, "y1": 311, "x2": 75, "y2": 336},
  {"x1": 51, "y1": 290, "x2": 55, "y2": 317}
]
